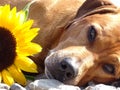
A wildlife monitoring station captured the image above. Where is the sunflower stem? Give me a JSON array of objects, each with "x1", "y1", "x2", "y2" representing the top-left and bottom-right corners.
[{"x1": 23, "y1": 0, "x2": 37, "y2": 22}]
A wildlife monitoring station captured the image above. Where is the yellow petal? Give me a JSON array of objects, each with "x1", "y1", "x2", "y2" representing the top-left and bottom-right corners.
[
  {"x1": 15, "y1": 56, "x2": 38, "y2": 73},
  {"x1": 7, "y1": 7, "x2": 18, "y2": 30},
  {"x1": 0, "y1": 73, "x2": 2, "y2": 83},
  {"x1": 16, "y1": 10, "x2": 26, "y2": 24},
  {"x1": 8, "y1": 64, "x2": 26, "y2": 86},
  {"x1": 2, "y1": 70, "x2": 14, "y2": 86},
  {"x1": 26, "y1": 43, "x2": 42, "y2": 55},
  {"x1": 16, "y1": 28, "x2": 40, "y2": 43},
  {"x1": 25, "y1": 28, "x2": 40, "y2": 42},
  {"x1": 13, "y1": 20, "x2": 33, "y2": 34},
  {"x1": 0, "y1": 5, "x2": 10, "y2": 27},
  {"x1": 17, "y1": 42, "x2": 42, "y2": 56}
]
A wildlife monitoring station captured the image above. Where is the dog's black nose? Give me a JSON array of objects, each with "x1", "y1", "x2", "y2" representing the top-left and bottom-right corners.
[
  {"x1": 46, "y1": 57, "x2": 78, "y2": 81},
  {"x1": 59, "y1": 58, "x2": 78, "y2": 79}
]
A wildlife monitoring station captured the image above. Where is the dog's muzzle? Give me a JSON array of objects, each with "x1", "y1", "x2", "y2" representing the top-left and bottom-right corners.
[{"x1": 44, "y1": 47, "x2": 95, "y2": 85}]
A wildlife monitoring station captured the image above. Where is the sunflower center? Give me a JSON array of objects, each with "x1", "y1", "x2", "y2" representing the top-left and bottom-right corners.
[{"x1": 0, "y1": 27, "x2": 16, "y2": 71}]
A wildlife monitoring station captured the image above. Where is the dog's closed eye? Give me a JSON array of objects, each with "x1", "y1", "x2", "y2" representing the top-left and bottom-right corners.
[
  {"x1": 102, "y1": 63, "x2": 115, "y2": 75},
  {"x1": 87, "y1": 26, "x2": 97, "y2": 43}
]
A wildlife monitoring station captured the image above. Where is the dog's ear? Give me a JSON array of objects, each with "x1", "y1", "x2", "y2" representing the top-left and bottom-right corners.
[
  {"x1": 75, "y1": 0, "x2": 120, "y2": 19},
  {"x1": 64, "y1": 0, "x2": 120, "y2": 30}
]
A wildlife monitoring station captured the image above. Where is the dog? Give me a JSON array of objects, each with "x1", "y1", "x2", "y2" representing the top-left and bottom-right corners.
[
  {"x1": 2, "y1": 0, "x2": 120, "y2": 86},
  {"x1": 44, "y1": 0, "x2": 120, "y2": 86}
]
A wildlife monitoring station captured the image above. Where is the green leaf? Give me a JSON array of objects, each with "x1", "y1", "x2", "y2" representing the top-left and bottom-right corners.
[
  {"x1": 23, "y1": 0, "x2": 36, "y2": 22},
  {"x1": 25, "y1": 74, "x2": 35, "y2": 81}
]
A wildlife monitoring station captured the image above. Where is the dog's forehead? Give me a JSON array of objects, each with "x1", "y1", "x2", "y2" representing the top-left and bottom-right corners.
[
  {"x1": 72, "y1": 13, "x2": 120, "y2": 33},
  {"x1": 87, "y1": 14, "x2": 120, "y2": 27}
]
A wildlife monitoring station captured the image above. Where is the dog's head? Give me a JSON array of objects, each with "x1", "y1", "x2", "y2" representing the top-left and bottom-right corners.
[{"x1": 45, "y1": 0, "x2": 120, "y2": 86}]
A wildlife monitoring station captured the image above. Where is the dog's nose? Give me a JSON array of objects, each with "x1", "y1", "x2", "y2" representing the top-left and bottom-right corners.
[
  {"x1": 45, "y1": 57, "x2": 79, "y2": 82},
  {"x1": 59, "y1": 58, "x2": 78, "y2": 79},
  {"x1": 46, "y1": 57, "x2": 78, "y2": 81}
]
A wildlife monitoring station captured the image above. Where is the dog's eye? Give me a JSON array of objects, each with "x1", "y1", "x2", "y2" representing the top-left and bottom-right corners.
[
  {"x1": 87, "y1": 26, "x2": 97, "y2": 42},
  {"x1": 102, "y1": 64, "x2": 115, "y2": 75}
]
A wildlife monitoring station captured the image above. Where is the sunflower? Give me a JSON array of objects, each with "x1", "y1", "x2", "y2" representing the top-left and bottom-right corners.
[{"x1": 0, "y1": 5, "x2": 42, "y2": 86}]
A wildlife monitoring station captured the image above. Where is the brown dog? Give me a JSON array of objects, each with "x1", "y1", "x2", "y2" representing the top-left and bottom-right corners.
[
  {"x1": 1, "y1": 0, "x2": 120, "y2": 86},
  {"x1": 44, "y1": 0, "x2": 120, "y2": 86}
]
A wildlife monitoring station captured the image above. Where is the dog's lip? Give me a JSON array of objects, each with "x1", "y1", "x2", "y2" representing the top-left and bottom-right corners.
[{"x1": 45, "y1": 66, "x2": 54, "y2": 79}]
